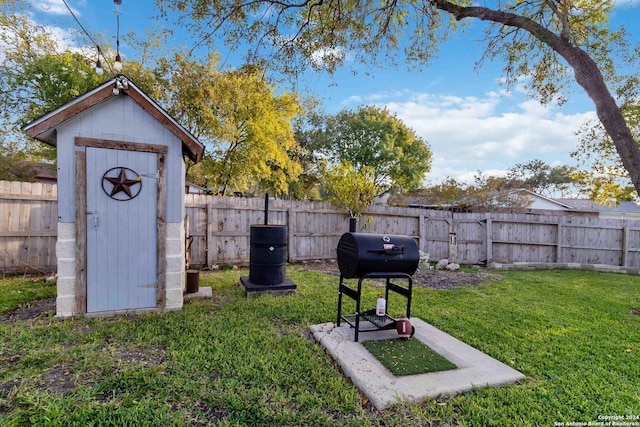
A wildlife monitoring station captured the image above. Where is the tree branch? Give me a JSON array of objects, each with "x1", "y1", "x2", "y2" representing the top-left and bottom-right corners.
[{"x1": 429, "y1": 0, "x2": 640, "y2": 195}]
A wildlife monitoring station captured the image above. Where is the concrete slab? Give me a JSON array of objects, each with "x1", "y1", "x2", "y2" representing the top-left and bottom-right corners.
[
  {"x1": 240, "y1": 276, "x2": 297, "y2": 296},
  {"x1": 184, "y1": 286, "x2": 213, "y2": 301},
  {"x1": 310, "y1": 318, "x2": 526, "y2": 410}
]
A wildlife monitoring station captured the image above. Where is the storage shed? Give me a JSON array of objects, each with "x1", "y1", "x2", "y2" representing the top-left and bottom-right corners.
[{"x1": 24, "y1": 75, "x2": 204, "y2": 317}]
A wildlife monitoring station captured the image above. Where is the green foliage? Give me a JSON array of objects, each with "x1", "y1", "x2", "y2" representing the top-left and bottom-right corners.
[
  {"x1": 506, "y1": 159, "x2": 577, "y2": 198},
  {"x1": 322, "y1": 160, "x2": 378, "y2": 218},
  {"x1": 168, "y1": 57, "x2": 303, "y2": 196},
  {"x1": 412, "y1": 176, "x2": 468, "y2": 207},
  {"x1": 159, "y1": 0, "x2": 630, "y2": 108},
  {"x1": 299, "y1": 106, "x2": 432, "y2": 195},
  {"x1": 288, "y1": 102, "x2": 326, "y2": 200},
  {"x1": 0, "y1": 4, "x2": 305, "y2": 194},
  {"x1": 0, "y1": 142, "x2": 37, "y2": 181},
  {"x1": 571, "y1": 99, "x2": 640, "y2": 203},
  {"x1": 1, "y1": 268, "x2": 639, "y2": 425},
  {"x1": 0, "y1": 2, "x2": 120, "y2": 162}
]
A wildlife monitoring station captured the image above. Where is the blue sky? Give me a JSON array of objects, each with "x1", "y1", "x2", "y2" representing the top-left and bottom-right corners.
[{"x1": 28, "y1": 0, "x2": 640, "y2": 185}]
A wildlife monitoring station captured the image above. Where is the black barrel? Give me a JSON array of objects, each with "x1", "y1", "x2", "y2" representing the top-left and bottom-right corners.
[
  {"x1": 336, "y1": 232, "x2": 420, "y2": 278},
  {"x1": 248, "y1": 225, "x2": 287, "y2": 285}
]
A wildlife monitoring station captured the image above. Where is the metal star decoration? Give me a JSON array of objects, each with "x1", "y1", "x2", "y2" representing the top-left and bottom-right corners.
[{"x1": 102, "y1": 167, "x2": 141, "y2": 200}]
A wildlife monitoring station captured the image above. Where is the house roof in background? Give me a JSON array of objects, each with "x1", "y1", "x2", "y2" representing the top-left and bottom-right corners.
[
  {"x1": 18, "y1": 161, "x2": 57, "y2": 182},
  {"x1": 400, "y1": 189, "x2": 640, "y2": 215},
  {"x1": 510, "y1": 189, "x2": 576, "y2": 210},
  {"x1": 554, "y1": 198, "x2": 640, "y2": 214}
]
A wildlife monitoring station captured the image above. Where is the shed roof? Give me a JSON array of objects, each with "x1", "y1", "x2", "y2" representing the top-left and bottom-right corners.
[{"x1": 23, "y1": 76, "x2": 204, "y2": 163}]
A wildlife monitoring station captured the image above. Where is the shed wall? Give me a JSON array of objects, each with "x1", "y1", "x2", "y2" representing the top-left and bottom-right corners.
[{"x1": 55, "y1": 95, "x2": 185, "y2": 224}]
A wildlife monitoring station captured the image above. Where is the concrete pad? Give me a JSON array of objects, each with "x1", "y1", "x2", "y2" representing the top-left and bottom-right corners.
[
  {"x1": 184, "y1": 286, "x2": 213, "y2": 301},
  {"x1": 240, "y1": 276, "x2": 297, "y2": 297},
  {"x1": 310, "y1": 318, "x2": 525, "y2": 410}
]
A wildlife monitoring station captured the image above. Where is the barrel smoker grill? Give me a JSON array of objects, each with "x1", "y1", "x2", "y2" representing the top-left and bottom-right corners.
[{"x1": 336, "y1": 232, "x2": 419, "y2": 342}]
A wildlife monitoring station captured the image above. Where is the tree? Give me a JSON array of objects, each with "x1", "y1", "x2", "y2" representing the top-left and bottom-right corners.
[
  {"x1": 158, "y1": 0, "x2": 640, "y2": 196},
  {"x1": 0, "y1": 142, "x2": 36, "y2": 181},
  {"x1": 322, "y1": 161, "x2": 379, "y2": 220},
  {"x1": 571, "y1": 96, "x2": 639, "y2": 203},
  {"x1": 409, "y1": 173, "x2": 531, "y2": 212},
  {"x1": 506, "y1": 159, "x2": 577, "y2": 197},
  {"x1": 168, "y1": 58, "x2": 303, "y2": 196},
  {"x1": 289, "y1": 105, "x2": 325, "y2": 200},
  {"x1": 296, "y1": 106, "x2": 432, "y2": 195},
  {"x1": 1, "y1": 3, "x2": 304, "y2": 194},
  {"x1": 0, "y1": 2, "x2": 163, "y2": 163},
  {"x1": 410, "y1": 177, "x2": 468, "y2": 209},
  {"x1": 0, "y1": 4, "x2": 102, "y2": 160}
]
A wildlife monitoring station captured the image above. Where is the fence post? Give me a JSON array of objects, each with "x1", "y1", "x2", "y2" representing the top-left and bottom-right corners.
[
  {"x1": 287, "y1": 207, "x2": 296, "y2": 262},
  {"x1": 419, "y1": 213, "x2": 426, "y2": 254},
  {"x1": 622, "y1": 224, "x2": 629, "y2": 267},
  {"x1": 485, "y1": 218, "x2": 493, "y2": 264},
  {"x1": 206, "y1": 201, "x2": 216, "y2": 268},
  {"x1": 556, "y1": 223, "x2": 562, "y2": 263}
]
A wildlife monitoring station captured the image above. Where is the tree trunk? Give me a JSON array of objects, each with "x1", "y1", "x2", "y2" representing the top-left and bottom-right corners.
[{"x1": 431, "y1": 0, "x2": 640, "y2": 196}]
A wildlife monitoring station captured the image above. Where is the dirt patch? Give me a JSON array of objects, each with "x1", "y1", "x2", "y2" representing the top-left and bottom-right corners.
[
  {"x1": 41, "y1": 364, "x2": 76, "y2": 396},
  {"x1": 0, "y1": 298, "x2": 55, "y2": 323},
  {"x1": 410, "y1": 267, "x2": 502, "y2": 290},
  {"x1": 0, "y1": 378, "x2": 21, "y2": 397},
  {"x1": 112, "y1": 348, "x2": 166, "y2": 366},
  {"x1": 298, "y1": 260, "x2": 502, "y2": 290}
]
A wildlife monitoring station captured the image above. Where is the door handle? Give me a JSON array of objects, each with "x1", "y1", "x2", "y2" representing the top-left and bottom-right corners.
[{"x1": 86, "y1": 211, "x2": 99, "y2": 229}]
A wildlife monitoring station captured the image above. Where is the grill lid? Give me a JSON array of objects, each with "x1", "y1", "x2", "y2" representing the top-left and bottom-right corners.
[{"x1": 336, "y1": 232, "x2": 420, "y2": 278}]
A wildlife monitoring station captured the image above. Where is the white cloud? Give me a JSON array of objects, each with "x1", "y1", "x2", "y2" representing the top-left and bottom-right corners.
[
  {"x1": 30, "y1": 1, "x2": 88, "y2": 51},
  {"x1": 46, "y1": 24, "x2": 80, "y2": 51},
  {"x1": 310, "y1": 47, "x2": 346, "y2": 69},
  {"x1": 0, "y1": 12, "x2": 85, "y2": 63},
  {"x1": 33, "y1": 0, "x2": 79, "y2": 16},
  {"x1": 342, "y1": 95, "x2": 363, "y2": 104},
  {"x1": 358, "y1": 91, "x2": 597, "y2": 184}
]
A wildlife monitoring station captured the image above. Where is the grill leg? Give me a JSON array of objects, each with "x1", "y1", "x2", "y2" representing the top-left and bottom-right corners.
[
  {"x1": 337, "y1": 284, "x2": 343, "y2": 326},
  {"x1": 406, "y1": 277, "x2": 412, "y2": 318},
  {"x1": 354, "y1": 314, "x2": 359, "y2": 342},
  {"x1": 354, "y1": 277, "x2": 365, "y2": 342}
]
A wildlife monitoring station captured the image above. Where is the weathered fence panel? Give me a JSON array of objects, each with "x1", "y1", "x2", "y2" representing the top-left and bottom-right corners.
[
  {"x1": 0, "y1": 180, "x2": 58, "y2": 274},
  {"x1": 625, "y1": 227, "x2": 640, "y2": 266},
  {"x1": 492, "y1": 220, "x2": 558, "y2": 264},
  {"x1": 7, "y1": 181, "x2": 640, "y2": 274}
]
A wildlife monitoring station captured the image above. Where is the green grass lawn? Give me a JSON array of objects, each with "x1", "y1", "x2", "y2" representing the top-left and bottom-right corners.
[{"x1": 0, "y1": 267, "x2": 639, "y2": 426}]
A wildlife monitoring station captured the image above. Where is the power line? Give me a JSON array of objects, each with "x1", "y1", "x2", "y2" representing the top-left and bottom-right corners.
[{"x1": 60, "y1": 0, "x2": 102, "y2": 53}]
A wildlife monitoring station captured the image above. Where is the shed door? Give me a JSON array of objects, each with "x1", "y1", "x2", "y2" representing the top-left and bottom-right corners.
[{"x1": 86, "y1": 147, "x2": 158, "y2": 312}]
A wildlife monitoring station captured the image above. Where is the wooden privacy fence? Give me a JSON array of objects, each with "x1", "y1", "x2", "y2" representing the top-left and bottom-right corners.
[
  {"x1": 185, "y1": 194, "x2": 640, "y2": 268},
  {"x1": 4, "y1": 181, "x2": 640, "y2": 274},
  {"x1": 422, "y1": 211, "x2": 640, "y2": 266},
  {"x1": 184, "y1": 194, "x2": 426, "y2": 266},
  {"x1": 0, "y1": 181, "x2": 58, "y2": 274}
]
